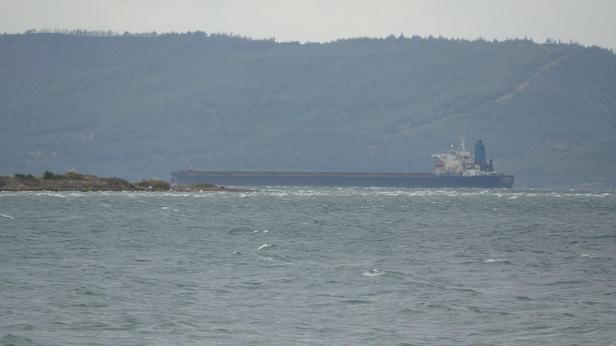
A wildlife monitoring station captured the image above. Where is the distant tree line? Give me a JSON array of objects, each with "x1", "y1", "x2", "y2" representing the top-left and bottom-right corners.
[{"x1": 10, "y1": 29, "x2": 596, "y2": 50}]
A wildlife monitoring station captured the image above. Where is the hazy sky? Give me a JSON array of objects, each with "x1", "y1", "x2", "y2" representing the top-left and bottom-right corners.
[{"x1": 2, "y1": 0, "x2": 615, "y2": 49}]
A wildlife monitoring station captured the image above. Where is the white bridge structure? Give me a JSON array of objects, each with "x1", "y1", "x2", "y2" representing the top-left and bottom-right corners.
[{"x1": 431, "y1": 136, "x2": 496, "y2": 176}]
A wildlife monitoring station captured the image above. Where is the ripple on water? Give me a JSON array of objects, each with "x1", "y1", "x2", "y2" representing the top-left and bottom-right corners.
[{"x1": 0, "y1": 188, "x2": 614, "y2": 345}]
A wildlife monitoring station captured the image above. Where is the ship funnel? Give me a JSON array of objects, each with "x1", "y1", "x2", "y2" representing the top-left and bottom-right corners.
[{"x1": 474, "y1": 140, "x2": 487, "y2": 166}]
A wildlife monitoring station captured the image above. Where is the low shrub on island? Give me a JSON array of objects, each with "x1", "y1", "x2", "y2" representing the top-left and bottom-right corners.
[
  {"x1": 2, "y1": 171, "x2": 233, "y2": 191},
  {"x1": 14, "y1": 173, "x2": 34, "y2": 179},
  {"x1": 135, "y1": 179, "x2": 171, "y2": 190},
  {"x1": 41, "y1": 170, "x2": 83, "y2": 180},
  {"x1": 188, "y1": 183, "x2": 216, "y2": 189},
  {"x1": 43, "y1": 170, "x2": 60, "y2": 179},
  {"x1": 64, "y1": 171, "x2": 83, "y2": 179}
]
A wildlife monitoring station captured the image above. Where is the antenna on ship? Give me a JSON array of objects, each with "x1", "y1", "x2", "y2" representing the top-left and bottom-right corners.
[{"x1": 460, "y1": 134, "x2": 466, "y2": 152}]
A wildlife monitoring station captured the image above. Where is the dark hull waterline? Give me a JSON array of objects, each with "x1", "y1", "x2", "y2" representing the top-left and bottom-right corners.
[{"x1": 170, "y1": 171, "x2": 515, "y2": 188}]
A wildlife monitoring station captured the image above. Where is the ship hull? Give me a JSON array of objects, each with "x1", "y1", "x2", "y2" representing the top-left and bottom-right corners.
[{"x1": 171, "y1": 171, "x2": 514, "y2": 188}]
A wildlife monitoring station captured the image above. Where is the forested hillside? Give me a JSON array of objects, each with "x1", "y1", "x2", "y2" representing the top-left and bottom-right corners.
[{"x1": 1, "y1": 32, "x2": 615, "y2": 188}]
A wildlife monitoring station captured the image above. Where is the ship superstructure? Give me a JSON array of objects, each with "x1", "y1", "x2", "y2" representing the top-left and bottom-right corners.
[{"x1": 432, "y1": 136, "x2": 497, "y2": 177}]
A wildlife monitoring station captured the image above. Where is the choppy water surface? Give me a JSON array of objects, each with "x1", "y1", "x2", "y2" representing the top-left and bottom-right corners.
[{"x1": 1, "y1": 188, "x2": 615, "y2": 345}]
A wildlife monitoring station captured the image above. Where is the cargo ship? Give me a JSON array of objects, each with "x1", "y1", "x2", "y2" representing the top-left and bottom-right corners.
[{"x1": 170, "y1": 138, "x2": 514, "y2": 188}]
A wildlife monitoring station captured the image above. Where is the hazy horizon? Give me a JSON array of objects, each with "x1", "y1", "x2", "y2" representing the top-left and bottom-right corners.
[{"x1": 1, "y1": 0, "x2": 616, "y2": 50}]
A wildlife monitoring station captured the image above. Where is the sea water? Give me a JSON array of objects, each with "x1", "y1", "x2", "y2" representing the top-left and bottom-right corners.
[{"x1": 1, "y1": 188, "x2": 615, "y2": 345}]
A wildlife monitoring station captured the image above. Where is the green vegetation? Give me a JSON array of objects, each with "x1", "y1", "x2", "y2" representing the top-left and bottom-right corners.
[
  {"x1": 0, "y1": 172, "x2": 234, "y2": 191},
  {"x1": 1, "y1": 172, "x2": 133, "y2": 191},
  {"x1": 188, "y1": 183, "x2": 215, "y2": 189},
  {"x1": 14, "y1": 173, "x2": 34, "y2": 179},
  {"x1": 64, "y1": 171, "x2": 83, "y2": 179},
  {"x1": 43, "y1": 171, "x2": 60, "y2": 179},
  {"x1": 135, "y1": 179, "x2": 171, "y2": 190},
  {"x1": 1, "y1": 32, "x2": 615, "y2": 188}
]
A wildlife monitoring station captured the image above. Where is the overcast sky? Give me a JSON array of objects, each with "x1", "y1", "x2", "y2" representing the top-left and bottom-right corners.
[{"x1": 1, "y1": 0, "x2": 615, "y2": 49}]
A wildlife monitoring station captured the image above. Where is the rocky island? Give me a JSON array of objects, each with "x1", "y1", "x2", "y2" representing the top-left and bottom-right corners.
[{"x1": 0, "y1": 171, "x2": 233, "y2": 192}]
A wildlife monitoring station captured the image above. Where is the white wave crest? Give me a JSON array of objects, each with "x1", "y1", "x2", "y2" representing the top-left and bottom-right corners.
[
  {"x1": 362, "y1": 269, "x2": 384, "y2": 277},
  {"x1": 35, "y1": 192, "x2": 67, "y2": 198},
  {"x1": 258, "y1": 243, "x2": 273, "y2": 250},
  {"x1": 484, "y1": 258, "x2": 508, "y2": 263}
]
